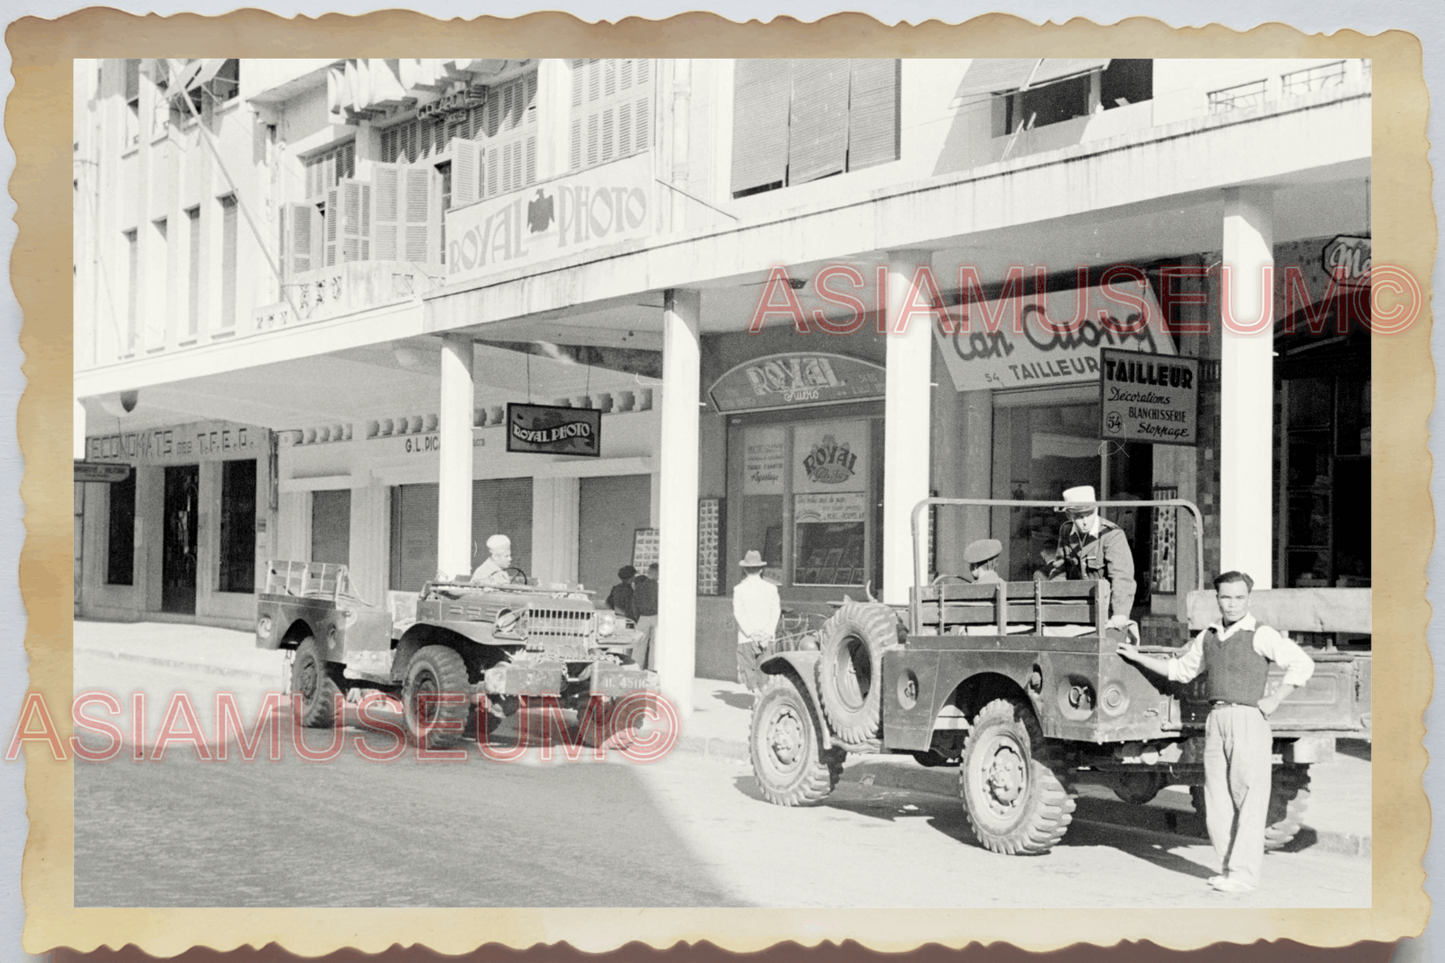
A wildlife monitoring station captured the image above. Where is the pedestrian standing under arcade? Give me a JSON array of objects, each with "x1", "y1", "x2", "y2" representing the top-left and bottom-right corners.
[{"x1": 631, "y1": 563, "x2": 660, "y2": 670}]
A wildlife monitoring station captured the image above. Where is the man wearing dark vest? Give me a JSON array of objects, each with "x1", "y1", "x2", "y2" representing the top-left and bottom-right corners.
[{"x1": 1116, "y1": 571, "x2": 1315, "y2": 893}]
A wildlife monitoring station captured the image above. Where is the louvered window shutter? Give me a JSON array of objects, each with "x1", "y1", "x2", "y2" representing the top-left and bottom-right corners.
[
  {"x1": 731, "y1": 60, "x2": 791, "y2": 195},
  {"x1": 788, "y1": 59, "x2": 851, "y2": 185},
  {"x1": 338, "y1": 180, "x2": 367, "y2": 262},
  {"x1": 452, "y1": 139, "x2": 480, "y2": 208},
  {"x1": 324, "y1": 187, "x2": 340, "y2": 266},
  {"x1": 524, "y1": 134, "x2": 537, "y2": 187},
  {"x1": 402, "y1": 165, "x2": 437, "y2": 264},
  {"x1": 372, "y1": 164, "x2": 401, "y2": 262},
  {"x1": 847, "y1": 60, "x2": 900, "y2": 172},
  {"x1": 285, "y1": 202, "x2": 315, "y2": 275}
]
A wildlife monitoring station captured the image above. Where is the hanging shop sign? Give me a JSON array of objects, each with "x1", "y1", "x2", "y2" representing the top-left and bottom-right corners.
[
  {"x1": 506, "y1": 403, "x2": 601, "y2": 457},
  {"x1": 73, "y1": 461, "x2": 132, "y2": 484},
  {"x1": 709, "y1": 352, "x2": 887, "y2": 413},
  {"x1": 792, "y1": 419, "x2": 869, "y2": 495},
  {"x1": 85, "y1": 420, "x2": 266, "y2": 465},
  {"x1": 1099, "y1": 348, "x2": 1199, "y2": 446},
  {"x1": 932, "y1": 279, "x2": 1172, "y2": 393},
  {"x1": 445, "y1": 152, "x2": 653, "y2": 284},
  {"x1": 1321, "y1": 235, "x2": 1371, "y2": 287}
]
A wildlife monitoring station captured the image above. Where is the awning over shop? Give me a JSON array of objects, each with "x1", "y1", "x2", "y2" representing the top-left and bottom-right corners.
[{"x1": 954, "y1": 57, "x2": 1111, "y2": 101}]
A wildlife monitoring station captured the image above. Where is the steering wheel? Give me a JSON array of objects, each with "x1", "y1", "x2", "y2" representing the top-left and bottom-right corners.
[{"x1": 504, "y1": 566, "x2": 529, "y2": 585}]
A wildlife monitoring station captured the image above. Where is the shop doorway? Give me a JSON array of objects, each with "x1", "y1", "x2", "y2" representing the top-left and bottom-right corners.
[
  {"x1": 161, "y1": 464, "x2": 199, "y2": 614},
  {"x1": 578, "y1": 474, "x2": 651, "y2": 594}
]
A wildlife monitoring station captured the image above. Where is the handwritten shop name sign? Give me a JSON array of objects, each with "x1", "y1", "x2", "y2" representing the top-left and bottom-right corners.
[
  {"x1": 1099, "y1": 349, "x2": 1199, "y2": 446},
  {"x1": 709, "y1": 353, "x2": 887, "y2": 413},
  {"x1": 506, "y1": 403, "x2": 601, "y2": 457},
  {"x1": 932, "y1": 280, "x2": 1172, "y2": 393},
  {"x1": 445, "y1": 152, "x2": 652, "y2": 284},
  {"x1": 1321, "y1": 235, "x2": 1370, "y2": 287}
]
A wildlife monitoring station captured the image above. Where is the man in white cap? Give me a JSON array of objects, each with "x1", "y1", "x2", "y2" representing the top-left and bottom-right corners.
[
  {"x1": 1046, "y1": 484, "x2": 1136, "y2": 629},
  {"x1": 470, "y1": 534, "x2": 514, "y2": 585},
  {"x1": 733, "y1": 550, "x2": 781, "y2": 687}
]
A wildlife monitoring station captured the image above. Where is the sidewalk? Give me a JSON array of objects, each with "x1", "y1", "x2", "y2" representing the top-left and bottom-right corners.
[{"x1": 73, "y1": 619, "x2": 1370, "y2": 858}]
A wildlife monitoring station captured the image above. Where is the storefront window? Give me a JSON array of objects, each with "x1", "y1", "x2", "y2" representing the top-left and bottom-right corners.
[
  {"x1": 217, "y1": 459, "x2": 256, "y2": 593},
  {"x1": 791, "y1": 420, "x2": 870, "y2": 587},
  {"x1": 106, "y1": 468, "x2": 136, "y2": 585},
  {"x1": 738, "y1": 425, "x2": 785, "y2": 583}
]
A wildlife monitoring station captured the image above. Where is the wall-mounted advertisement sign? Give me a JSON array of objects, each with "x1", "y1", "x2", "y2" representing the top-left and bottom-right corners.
[
  {"x1": 709, "y1": 353, "x2": 887, "y2": 413},
  {"x1": 86, "y1": 420, "x2": 266, "y2": 465},
  {"x1": 1099, "y1": 348, "x2": 1199, "y2": 446},
  {"x1": 445, "y1": 152, "x2": 653, "y2": 285},
  {"x1": 1321, "y1": 235, "x2": 1371, "y2": 287},
  {"x1": 506, "y1": 403, "x2": 601, "y2": 457},
  {"x1": 932, "y1": 279, "x2": 1172, "y2": 393},
  {"x1": 74, "y1": 461, "x2": 132, "y2": 484}
]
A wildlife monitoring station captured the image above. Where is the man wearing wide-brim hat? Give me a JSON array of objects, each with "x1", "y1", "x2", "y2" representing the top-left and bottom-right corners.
[
  {"x1": 1045, "y1": 485, "x2": 1137, "y2": 629},
  {"x1": 963, "y1": 538, "x2": 1004, "y2": 583},
  {"x1": 733, "y1": 550, "x2": 781, "y2": 688}
]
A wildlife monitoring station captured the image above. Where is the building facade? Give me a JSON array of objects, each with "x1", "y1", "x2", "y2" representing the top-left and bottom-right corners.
[{"x1": 74, "y1": 57, "x2": 1371, "y2": 708}]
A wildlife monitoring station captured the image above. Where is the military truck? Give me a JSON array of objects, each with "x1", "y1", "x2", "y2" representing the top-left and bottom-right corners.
[
  {"x1": 255, "y1": 560, "x2": 656, "y2": 747},
  {"x1": 746, "y1": 497, "x2": 1371, "y2": 855}
]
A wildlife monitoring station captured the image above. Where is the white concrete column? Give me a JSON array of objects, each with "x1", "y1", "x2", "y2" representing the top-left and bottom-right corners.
[
  {"x1": 536, "y1": 60, "x2": 573, "y2": 182},
  {"x1": 1220, "y1": 187, "x2": 1274, "y2": 587},
  {"x1": 437, "y1": 334, "x2": 475, "y2": 579},
  {"x1": 531, "y1": 476, "x2": 580, "y2": 585},
  {"x1": 882, "y1": 252, "x2": 934, "y2": 605},
  {"x1": 276, "y1": 490, "x2": 311, "y2": 563},
  {"x1": 348, "y1": 473, "x2": 390, "y2": 604},
  {"x1": 656, "y1": 288, "x2": 701, "y2": 716}
]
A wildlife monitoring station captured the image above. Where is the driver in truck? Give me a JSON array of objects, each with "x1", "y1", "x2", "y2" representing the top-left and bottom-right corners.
[
  {"x1": 471, "y1": 534, "x2": 513, "y2": 585},
  {"x1": 1047, "y1": 484, "x2": 1136, "y2": 630},
  {"x1": 1116, "y1": 570, "x2": 1316, "y2": 894}
]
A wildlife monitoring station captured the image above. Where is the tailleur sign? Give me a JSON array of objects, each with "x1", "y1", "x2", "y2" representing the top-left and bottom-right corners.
[
  {"x1": 445, "y1": 152, "x2": 652, "y2": 284},
  {"x1": 506, "y1": 403, "x2": 601, "y2": 457},
  {"x1": 932, "y1": 279, "x2": 1173, "y2": 393},
  {"x1": 1099, "y1": 348, "x2": 1199, "y2": 446}
]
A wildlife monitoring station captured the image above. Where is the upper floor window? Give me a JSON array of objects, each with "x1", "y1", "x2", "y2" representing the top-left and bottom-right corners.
[
  {"x1": 123, "y1": 59, "x2": 141, "y2": 149},
  {"x1": 956, "y1": 59, "x2": 1152, "y2": 136},
  {"x1": 170, "y1": 59, "x2": 240, "y2": 119},
  {"x1": 569, "y1": 59, "x2": 653, "y2": 172},
  {"x1": 731, "y1": 59, "x2": 899, "y2": 199},
  {"x1": 303, "y1": 139, "x2": 356, "y2": 202}
]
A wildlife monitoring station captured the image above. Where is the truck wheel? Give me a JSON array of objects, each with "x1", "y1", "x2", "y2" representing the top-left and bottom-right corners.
[
  {"x1": 403, "y1": 646, "x2": 471, "y2": 749},
  {"x1": 959, "y1": 697, "x2": 1075, "y2": 855},
  {"x1": 815, "y1": 600, "x2": 900, "y2": 745},
  {"x1": 1190, "y1": 765, "x2": 1312, "y2": 850},
  {"x1": 292, "y1": 637, "x2": 343, "y2": 728},
  {"x1": 1110, "y1": 770, "x2": 1170, "y2": 805},
  {"x1": 750, "y1": 674, "x2": 846, "y2": 806}
]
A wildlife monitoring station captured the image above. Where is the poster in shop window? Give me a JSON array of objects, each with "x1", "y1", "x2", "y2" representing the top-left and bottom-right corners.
[
  {"x1": 791, "y1": 419, "x2": 869, "y2": 494},
  {"x1": 1099, "y1": 348, "x2": 1199, "y2": 446}
]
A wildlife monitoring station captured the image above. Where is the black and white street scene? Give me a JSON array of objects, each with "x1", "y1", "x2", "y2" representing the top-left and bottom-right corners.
[{"x1": 70, "y1": 56, "x2": 1374, "y2": 909}]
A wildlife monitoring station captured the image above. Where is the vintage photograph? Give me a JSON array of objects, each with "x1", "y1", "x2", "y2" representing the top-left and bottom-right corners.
[{"x1": 62, "y1": 47, "x2": 1390, "y2": 927}]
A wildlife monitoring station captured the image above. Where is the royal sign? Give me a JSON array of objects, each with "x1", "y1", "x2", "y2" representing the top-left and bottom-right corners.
[
  {"x1": 506, "y1": 403, "x2": 602, "y2": 457},
  {"x1": 445, "y1": 152, "x2": 653, "y2": 284},
  {"x1": 932, "y1": 279, "x2": 1173, "y2": 393},
  {"x1": 709, "y1": 353, "x2": 887, "y2": 413}
]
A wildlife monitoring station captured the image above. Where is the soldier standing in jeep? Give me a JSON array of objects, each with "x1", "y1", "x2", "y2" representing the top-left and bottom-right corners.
[
  {"x1": 1047, "y1": 485, "x2": 1136, "y2": 630},
  {"x1": 1117, "y1": 570, "x2": 1316, "y2": 893}
]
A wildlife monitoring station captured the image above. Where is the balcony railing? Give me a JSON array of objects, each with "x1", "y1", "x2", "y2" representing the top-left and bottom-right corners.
[
  {"x1": 253, "y1": 260, "x2": 439, "y2": 333},
  {"x1": 1281, "y1": 60, "x2": 1347, "y2": 98}
]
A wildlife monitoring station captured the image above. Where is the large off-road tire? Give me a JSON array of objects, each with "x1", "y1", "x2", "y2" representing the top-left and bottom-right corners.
[
  {"x1": 750, "y1": 674, "x2": 847, "y2": 806},
  {"x1": 1190, "y1": 764, "x2": 1312, "y2": 851},
  {"x1": 959, "y1": 697, "x2": 1076, "y2": 855},
  {"x1": 403, "y1": 645, "x2": 471, "y2": 749},
  {"x1": 814, "y1": 600, "x2": 900, "y2": 745},
  {"x1": 1110, "y1": 769, "x2": 1171, "y2": 806},
  {"x1": 292, "y1": 637, "x2": 343, "y2": 728}
]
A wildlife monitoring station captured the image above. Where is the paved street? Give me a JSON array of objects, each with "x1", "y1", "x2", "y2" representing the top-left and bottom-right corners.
[{"x1": 74, "y1": 651, "x2": 1370, "y2": 909}]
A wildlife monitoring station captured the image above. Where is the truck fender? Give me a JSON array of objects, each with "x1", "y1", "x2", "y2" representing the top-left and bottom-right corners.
[{"x1": 759, "y1": 651, "x2": 833, "y2": 749}]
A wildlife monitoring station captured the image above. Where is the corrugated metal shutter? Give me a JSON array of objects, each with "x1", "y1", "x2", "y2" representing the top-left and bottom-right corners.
[
  {"x1": 472, "y1": 478, "x2": 534, "y2": 575},
  {"x1": 847, "y1": 60, "x2": 899, "y2": 172},
  {"x1": 788, "y1": 59, "x2": 851, "y2": 185},
  {"x1": 390, "y1": 483, "x2": 440, "y2": 590},
  {"x1": 730, "y1": 60, "x2": 791, "y2": 194},
  {"x1": 310, "y1": 489, "x2": 351, "y2": 566}
]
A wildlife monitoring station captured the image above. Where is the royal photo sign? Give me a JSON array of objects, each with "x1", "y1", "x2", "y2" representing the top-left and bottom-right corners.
[
  {"x1": 709, "y1": 353, "x2": 887, "y2": 413},
  {"x1": 506, "y1": 403, "x2": 602, "y2": 457},
  {"x1": 1099, "y1": 348, "x2": 1199, "y2": 446}
]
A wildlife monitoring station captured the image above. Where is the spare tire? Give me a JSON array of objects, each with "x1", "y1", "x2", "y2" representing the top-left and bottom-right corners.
[{"x1": 815, "y1": 600, "x2": 901, "y2": 744}]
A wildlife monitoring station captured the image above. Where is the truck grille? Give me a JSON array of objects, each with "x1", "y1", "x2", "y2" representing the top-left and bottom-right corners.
[{"x1": 525, "y1": 607, "x2": 595, "y2": 646}]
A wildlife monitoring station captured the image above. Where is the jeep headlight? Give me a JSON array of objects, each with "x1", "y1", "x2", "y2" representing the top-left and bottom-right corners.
[{"x1": 597, "y1": 611, "x2": 616, "y2": 636}]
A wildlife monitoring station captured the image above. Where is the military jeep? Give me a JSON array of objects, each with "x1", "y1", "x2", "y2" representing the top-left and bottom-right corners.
[
  {"x1": 255, "y1": 561, "x2": 656, "y2": 747},
  {"x1": 746, "y1": 498, "x2": 1371, "y2": 856}
]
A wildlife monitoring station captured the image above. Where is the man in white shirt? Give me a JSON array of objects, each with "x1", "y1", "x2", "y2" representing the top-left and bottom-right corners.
[
  {"x1": 1117, "y1": 570, "x2": 1316, "y2": 893},
  {"x1": 733, "y1": 550, "x2": 781, "y2": 687},
  {"x1": 470, "y1": 534, "x2": 513, "y2": 585}
]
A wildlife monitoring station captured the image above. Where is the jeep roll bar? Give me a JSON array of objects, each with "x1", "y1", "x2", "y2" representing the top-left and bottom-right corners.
[{"x1": 908, "y1": 497, "x2": 1206, "y2": 634}]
